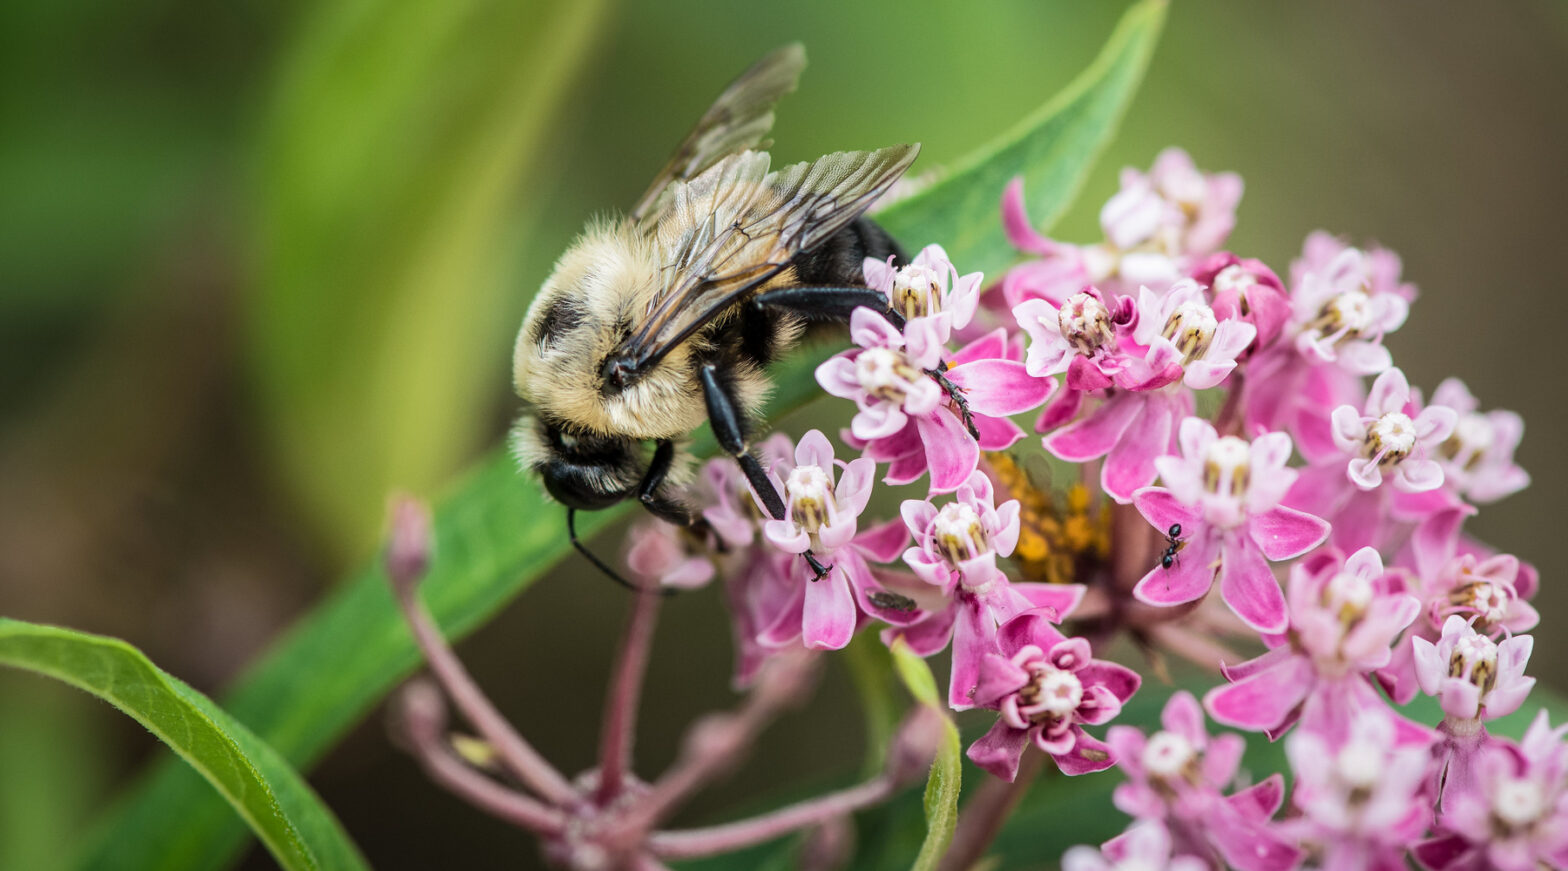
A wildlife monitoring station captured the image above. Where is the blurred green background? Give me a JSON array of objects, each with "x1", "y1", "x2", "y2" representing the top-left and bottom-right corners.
[{"x1": 1, "y1": 1, "x2": 1564, "y2": 869}]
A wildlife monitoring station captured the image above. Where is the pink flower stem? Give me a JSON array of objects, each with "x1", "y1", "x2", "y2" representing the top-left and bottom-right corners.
[
  {"x1": 936, "y1": 747, "x2": 1045, "y2": 871},
  {"x1": 392, "y1": 580, "x2": 576, "y2": 805},
  {"x1": 398, "y1": 682, "x2": 565, "y2": 834},
  {"x1": 1110, "y1": 502, "x2": 1157, "y2": 593},
  {"x1": 622, "y1": 654, "x2": 817, "y2": 833},
  {"x1": 596, "y1": 586, "x2": 663, "y2": 805},
  {"x1": 1212, "y1": 372, "x2": 1245, "y2": 437},
  {"x1": 646, "y1": 775, "x2": 900, "y2": 860}
]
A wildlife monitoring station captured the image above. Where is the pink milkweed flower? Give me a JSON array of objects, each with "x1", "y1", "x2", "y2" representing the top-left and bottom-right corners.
[
  {"x1": 1412, "y1": 615, "x2": 1535, "y2": 724},
  {"x1": 1204, "y1": 547, "x2": 1423, "y2": 743},
  {"x1": 1062, "y1": 821, "x2": 1208, "y2": 871},
  {"x1": 1132, "y1": 278, "x2": 1257, "y2": 390},
  {"x1": 817, "y1": 308, "x2": 946, "y2": 443},
  {"x1": 1288, "y1": 236, "x2": 1412, "y2": 374},
  {"x1": 1282, "y1": 712, "x2": 1434, "y2": 871},
  {"x1": 1428, "y1": 378, "x2": 1530, "y2": 505},
  {"x1": 968, "y1": 609, "x2": 1139, "y2": 780},
  {"x1": 624, "y1": 519, "x2": 716, "y2": 590},
  {"x1": 1415, "y1": 712, "x2": 1568, "y2": 871},
  {"x1": 1101, "y1": 148, "x2": 1243, "y2": 265},
  {"x1": 1379, "y1": 509, "x2": 1539, "y2": 705},
  {"x1": 1330, "y1": 367, "x2": 1457, "y2": 493},
  {"x1": 840, "y1": 327, "x2": 1049, "y2": 493},
  {"x1": 1131, "y1": 418, "x2": 1330, "y2": 634},
  {"x1": 1013, "y1": 285, "x2": 1139, "y2": 392},
  {"x1": 1189, "y1": 253, "x2": 1290, "y2": 360},
  {"x1": 863, "y1": 243, "x2": 982, "y2": 348},
  {"x1": 701, "y1": 433, "x2": 793, "y2": 549},
  {"x1": 886, "y1": 470, "x2": 1085, "y2": 709},
  {"x1": 1107, "y1": 691, "x2": 1302, "y2": 871},
  {"x1": 746, "y1": 430, "x2": 911, "y2": 651}
]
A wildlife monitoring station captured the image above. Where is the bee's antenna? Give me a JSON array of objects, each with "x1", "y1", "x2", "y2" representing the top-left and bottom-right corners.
[{"x1": 566, "y1": 508, "x2": 670, "y2": 596}]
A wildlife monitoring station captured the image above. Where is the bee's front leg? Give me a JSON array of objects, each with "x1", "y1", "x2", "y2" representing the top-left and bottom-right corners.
[
  {"x1": 750, "y1": 285, "x2": 906, "y2": 330},
  {"x1": 925, "y1": 361, "x2": 980, "y2": 440},
  {"x1": 699, "y1": 363, "x2": 833, "y2": 582}
]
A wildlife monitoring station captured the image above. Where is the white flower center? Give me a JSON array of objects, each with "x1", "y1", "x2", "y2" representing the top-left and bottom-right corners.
[
  {"x1": 784, "y1": 465, "x2": 835, "y2": 536},
  {"x1": 1449, "y1": 633, "x2": 1499, "y2": 695},
  {"x1": 1018, "y1": 664, "x2": 1084, "y2": 722},
  {"x1": 1324, "y1": 569, "x2": 1374, "y2": 622},
  {"x1": 1142, "y1": 731, "x2": 1197, "y2": 779},
  {"x1": 1442, "y1": 413, "x2": 1494, "y2": 472},
  {"x1": 1058, "y1": 292, "x2": 1116, "y2": 355},
  {"x1": 1366, "y1": 412, "x2": 1417, "y2": 464},
  {"x1": 1493, "y1": 777, "x2": 1547, "y2": 829},
  {"x1": 1200, "y1": 436, "x2": 1253, "y2": 507},
  {"x1": 891, "y1": 264, "x2": 942, "y2": 321},
  {"x1": 855, "y1": 347, "x2": 921, "y2": 403},
  {"x1": 932, "y1": 502, "x2": 989, "y2": 569},
  {"x1": 1315, "y1": 288, "x2": 1374, "y2": 338},
  {"x1": 1161, "y1": 300, "x2": 1219, "y2": 363},
  {"x1": 1213, "y1": 264, "x2": 1256, "y2": 296},
  {"x1": 1334, "y1": 740, "x2": 1385, "y2": 790}
]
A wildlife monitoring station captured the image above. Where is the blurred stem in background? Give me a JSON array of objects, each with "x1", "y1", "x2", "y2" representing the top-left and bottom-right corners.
[
  {"x1": 247, "y1": 0, "x2": 609, "y2": 566},
  {"x1": 0, "y1": 677, "x2": 108, "y2": 871}
]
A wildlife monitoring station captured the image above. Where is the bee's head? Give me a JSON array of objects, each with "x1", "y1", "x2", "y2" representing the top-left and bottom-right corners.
[{"x1": 511, "y1": 414, "x2": 643, "y2": 511}]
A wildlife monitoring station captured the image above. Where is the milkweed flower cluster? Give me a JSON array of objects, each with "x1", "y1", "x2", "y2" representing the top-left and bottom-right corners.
[
  {"x1": 650, "y1": 147, "x2": 1546, "y2": 870},
  {"x1": 396, "y1": 147, "x2": 1546, "y2": 871}
]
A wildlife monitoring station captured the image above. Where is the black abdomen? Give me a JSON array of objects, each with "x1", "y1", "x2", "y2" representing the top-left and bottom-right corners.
[{"x1": 789, "y1": 216, "x2": 908, "y2": 286}]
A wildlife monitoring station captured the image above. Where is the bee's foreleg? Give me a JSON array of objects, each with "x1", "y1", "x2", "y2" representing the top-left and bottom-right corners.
[
  {"x1": 926, "y1": 364, "x2": 980, "y2": 440},
  {"x1": 636, "y1": 439, "x2": 699, "y2": 527},
  {"x1": 699, "y1": 363, "x2": 833, "y2": 581},
  {"x1": 751, "y1": 286, "x2": 906, "y2": 330}
]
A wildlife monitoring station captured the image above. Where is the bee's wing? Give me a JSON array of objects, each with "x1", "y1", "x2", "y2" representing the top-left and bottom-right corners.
[
  {"x1": 619, "y1": 143, "x2": 919, "y2": 365},
  {"x1": 629, "y1": 44, "x2": 806, "y2": 224}
]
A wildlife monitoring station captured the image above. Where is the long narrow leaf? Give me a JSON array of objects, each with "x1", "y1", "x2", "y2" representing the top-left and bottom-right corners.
[
  {"x1": 890, "y1": 639, "x2": 962, "y2": 871},
  {"x1": 0, "y1": 619, "x2": 366, "y2": 871}
]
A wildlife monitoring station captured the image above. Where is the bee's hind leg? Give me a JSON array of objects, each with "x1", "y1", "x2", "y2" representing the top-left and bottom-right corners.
[
  {"x1": 750, "y1": 285, "x2": 906, "y2": 330},
  {"x1": 699, "y1": 363, "x2": 833, "y2": 581}
]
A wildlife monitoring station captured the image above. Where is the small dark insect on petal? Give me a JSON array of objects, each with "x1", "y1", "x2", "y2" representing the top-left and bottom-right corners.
[{"x1": 868, "y1": 591, "x2": 917, "y2": 612}]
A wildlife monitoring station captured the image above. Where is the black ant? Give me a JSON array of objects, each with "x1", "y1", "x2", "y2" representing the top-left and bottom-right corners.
[{"x1": 1159, "y1": 523, "x2": 1186, "y2": 570}]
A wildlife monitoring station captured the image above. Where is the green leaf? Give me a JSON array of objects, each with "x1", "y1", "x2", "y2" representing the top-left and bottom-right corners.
[
  {"x1": 876, "y1": 0, "x2": 1168, "y2": 276},
  {"x1": 248, "y1": 0, "x2": 609, "y2": 562},
  {"x1": 0, "y1": 619, "x2": 366, "y2": 871},
  {"x1": 86, "y1": 0, "x2": 1168, "y2": 865},
  {"x1": 890, "y1": 639, "x2": 962, "y2": 871}
]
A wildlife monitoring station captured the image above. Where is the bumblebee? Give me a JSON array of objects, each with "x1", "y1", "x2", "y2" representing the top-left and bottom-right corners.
[{"x1": 510, "y1": 44, "x2": 919, "y2": 579}]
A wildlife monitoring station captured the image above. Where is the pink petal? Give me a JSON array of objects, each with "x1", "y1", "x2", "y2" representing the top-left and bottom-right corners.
[
  {"x1": 950, "y1": 328, "x2": 1010, "y2": 366},
  {"x1": 1366, "y1": 368, "x2": 1410, "y2": 417},
  {"x1": 1160, "y1": 691, "x2": 1207, "y2": 746},
  {"x1": 972, "y1": 653, "x2": 1030, "y2": 708},
  {"x1": 1346, "y1": 457, "x2": 1384, "y2": 490},
  {"x1": 1012, "y1": 582, "x2": 1086, "y2": 622},
  {"x1": 883, "y1": 603, "x2": 957, "y2": 657},
  {"x1": 801, "y1": 571, "x2": 857, "y2": 650},
  {"x1": 848, "y1": 306, "x2": 903, "y2": 350},
  {"x1": 1102, "y1": 396, "x2": 1174, "y2": 503},
  {"x1": 945, "y1": 359, "x2": 1054, "y2": 416},
  {"x1": 1044, "y1": 393, "x2": 1142, "y2": 461},
  {"x1": 1228, "y1": 772, "x2": 1287, "y2": 820},
  {"x1": 1052, "y1": 728, "x2": 1116, "y2": 775},
  {"x1": 853, "y1": 518, "x2": 910, "y2": 564},
  {"x1": 918, "y1": 407, "x2": 981, "y2": 493},
  {"x1": 1000, "y1": 178, "x2": 1058, "y2": 257},
  {"x1": 1247, "y1": 505, "x2": 1330, "y2": 561},
  {"x1": 1131, "y1": 488, "x2": 1202, "y2": 537},
  {"x1": 1079, "y1": 661, "x2": 1142, "y2": 706},
  {"x1": 948, "y1": 600, "x2": 996, "y2": 710},
  {"x1": 1133, "y1": 535, "x2": 1219, "y2": 606},
  {"x1": 1204, "y1": 655, "x2": 1312, "y2": 731},
  {"x1": 973, "y1": 412, "x2": 1025, "y2": 451},
  {"x1": 1394, "y1": 458, "x2": 1444, "y2": 492},
  {"x1": 834, "y1": 456, "x2": 876, "y2": 517},
  {"x1": 1218, "y1": 539, "x2": 1289, "y2": 633},
  {"x1": 967, "y1": 718, "x2": 1030, "y2": 781},
  {"x1": 1330, "y1": 405, "x2": 1367, "y2": 451}
]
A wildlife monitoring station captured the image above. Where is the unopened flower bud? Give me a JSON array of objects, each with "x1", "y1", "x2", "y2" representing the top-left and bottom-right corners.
[
  {"x1": 885, "y1": 705, "x2": 947, "y2": 786},
  {"x1": 386, "y1": 495, "x2": 434, "y2": 596},
  {"x1": 799, "y1": 816, "x2": 855, "y2": 871}
]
